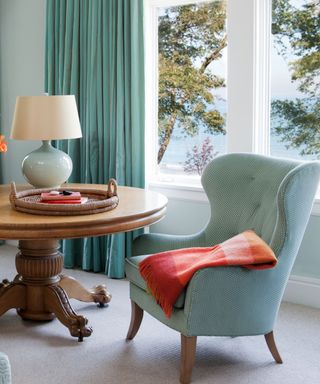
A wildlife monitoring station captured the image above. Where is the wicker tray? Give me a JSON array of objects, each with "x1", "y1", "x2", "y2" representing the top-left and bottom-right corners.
[{"x1": 9, "y1": 179, "x2": 119, "y2": 216}]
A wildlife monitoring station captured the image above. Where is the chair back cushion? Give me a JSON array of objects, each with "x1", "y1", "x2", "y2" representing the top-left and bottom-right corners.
[{"x1": 201, "y1": 153, "x2": 319, "y2": 253}]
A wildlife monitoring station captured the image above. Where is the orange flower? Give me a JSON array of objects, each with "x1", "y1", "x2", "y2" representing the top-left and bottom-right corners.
[{"x1": 0, "y1": 135, "x2": 7, "y2": 153}]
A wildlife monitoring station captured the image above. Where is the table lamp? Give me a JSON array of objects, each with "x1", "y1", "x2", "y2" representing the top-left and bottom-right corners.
[{"x1": 10, "y1": 95, "x2": 82, "y2": 188}]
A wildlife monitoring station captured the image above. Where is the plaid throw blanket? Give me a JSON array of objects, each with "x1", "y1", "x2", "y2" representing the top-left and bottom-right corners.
[{"x1": 139, "y1": 230, "x2": 277, "y2": 318}]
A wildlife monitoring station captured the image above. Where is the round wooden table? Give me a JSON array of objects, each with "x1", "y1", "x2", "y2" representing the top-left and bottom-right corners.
[{"x1": 0, "y1": 183, "x2": 167, "y2": 340}]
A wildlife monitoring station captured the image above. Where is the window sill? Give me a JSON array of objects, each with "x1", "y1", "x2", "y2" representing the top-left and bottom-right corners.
[
  {"x1": 149, "y1": 181, "x2": 320, "y2": 216},
  {"x1": 148, "y1": 181, "x2": 208, "y2": 203}
]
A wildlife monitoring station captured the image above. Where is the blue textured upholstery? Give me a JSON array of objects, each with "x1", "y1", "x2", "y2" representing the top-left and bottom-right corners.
[
  {"x1": 0, "y1": 353, "x2": 11, "y2": 384},
  {"x1": 125, "y1": 153, "x2": 320, "y2": 382}
]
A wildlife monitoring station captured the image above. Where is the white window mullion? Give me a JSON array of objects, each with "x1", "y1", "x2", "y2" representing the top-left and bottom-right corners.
[
  {"x1": 253, "y1": 0, "x2": 272, "y2": 155},
  {"x1": 226, "y1": 0, "x2": 255, "y2": 153},
  {"x1": 227, "y1": 0, "x2": 271, "y2": 155},
  {"x1": 144, "y1": 0, "x2": 159, "y2": 186}
]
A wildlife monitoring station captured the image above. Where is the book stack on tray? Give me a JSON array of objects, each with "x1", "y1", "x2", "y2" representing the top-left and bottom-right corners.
[{"x1": 40, "y1": 191, "x2": 88, "y2": 204}]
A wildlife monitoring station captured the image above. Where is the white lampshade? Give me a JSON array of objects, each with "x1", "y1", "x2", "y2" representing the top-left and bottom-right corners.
[
  {"x1": 10, "y1": 95, "x2": 82, "y2": 140},
  {"x1": 10, "y1": 95, "x2": 82, "y2": 189}
]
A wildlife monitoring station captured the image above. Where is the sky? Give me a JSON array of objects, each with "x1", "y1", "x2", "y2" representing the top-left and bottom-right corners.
[
  {"x1": 270, "y1": 0, "x2": 307, "y2": 99},
  {"x1": 271, "y1": 40, "x2": 303, "y2": 99}
]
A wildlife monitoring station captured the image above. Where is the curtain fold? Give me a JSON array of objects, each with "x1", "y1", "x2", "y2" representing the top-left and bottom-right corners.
[{"x1": 45, "y1": 0, "x2": 145, "y2": 278}]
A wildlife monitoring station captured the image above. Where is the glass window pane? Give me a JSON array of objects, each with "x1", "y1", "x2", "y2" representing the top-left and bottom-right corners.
[
  {"x1": 157, "y1": 0, "x2": 227, "y2": 182},
  {"x1": 270, "y1": 0, "x2": 319, "y2": 161}
]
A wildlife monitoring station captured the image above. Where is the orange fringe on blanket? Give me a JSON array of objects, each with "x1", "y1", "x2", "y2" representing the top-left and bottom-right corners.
[{"x1": 139, "y1": 230, "x2": 277, "y2": 318}]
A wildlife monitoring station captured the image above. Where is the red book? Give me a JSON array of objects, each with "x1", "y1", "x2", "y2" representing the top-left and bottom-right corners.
[
  {"x1": 41, "y1": 191, "x2": 81, "y2": 201},
  {"x1": 41, "y1": 197, "x2": 88, "y2": 205}
]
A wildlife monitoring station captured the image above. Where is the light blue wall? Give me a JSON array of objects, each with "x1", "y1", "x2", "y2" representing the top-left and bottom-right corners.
[
  {"x1": 151, "y1": 197, "x2": 320, "y2": 280},
  {"x1": 292, "y1": 215, "x2": 320, "y2": 279},
  {"x1": 0, "y1": 0, "x2": 45, "y2": 184},
  {"x1": 152, "y1": 197, "x2": 210, "y2": 235}
]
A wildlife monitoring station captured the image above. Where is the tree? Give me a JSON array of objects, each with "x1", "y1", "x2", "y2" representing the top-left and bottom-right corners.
[
  {"x1": 184, "y1": 137, "x2": 217, "y2": 175},
  {"x1": 271, "y1": 0, "x2": 320, "y2": 157},
  {"x1": 158, "y1": 1, "x2": 227, "y2": 164}
]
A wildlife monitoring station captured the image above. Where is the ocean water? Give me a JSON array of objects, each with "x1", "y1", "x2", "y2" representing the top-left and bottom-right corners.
[
  {"x1": 161, "y1": 128, "x2": 316, "y2": 165},
  {"x1": 160, "y1": 113, "x2": 317, "y2": 167}
]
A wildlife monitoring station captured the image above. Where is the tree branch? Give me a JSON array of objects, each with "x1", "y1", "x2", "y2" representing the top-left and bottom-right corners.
[{"x1": 200, "y1": 35, "x2": 227, "y2": 73}]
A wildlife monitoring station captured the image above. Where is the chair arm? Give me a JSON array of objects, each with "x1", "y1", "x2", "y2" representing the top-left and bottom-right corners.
[
  {"x1": 132, "y1": 232, "x2": 205, "y2": 256},
  {"x1": 0, "y1": 352, "x2": 11, "y2": 384},
  {"x1": 182, "y1": 266, "x2": 284, "y2": 336}
]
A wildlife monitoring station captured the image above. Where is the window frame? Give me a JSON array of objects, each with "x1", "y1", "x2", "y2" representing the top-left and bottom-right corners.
[{"x1": 145, "y1": 0, "x2": 271, "y2": 184}]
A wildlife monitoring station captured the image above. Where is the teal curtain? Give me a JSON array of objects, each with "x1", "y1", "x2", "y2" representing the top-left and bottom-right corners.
[{"x1": 45, "y1": 0, "x2": 145, "y2": 278}]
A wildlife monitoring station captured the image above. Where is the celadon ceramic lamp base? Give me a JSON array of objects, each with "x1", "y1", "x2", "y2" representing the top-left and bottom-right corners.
[
  {"x1": 22, "y1": 140, "x2": 73, "y2": 188},
  {"x1": 10, "y1": 95, "x2": 82, "y2": 188}
]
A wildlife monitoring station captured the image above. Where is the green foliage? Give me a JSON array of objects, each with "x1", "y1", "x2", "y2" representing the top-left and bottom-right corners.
[
  {"x1": 272, "y1": 97, "x2": 320, "y2": 157},
  {"x1": 184, "y1": 137, "x2": 217, "y2": 175},
  {"x1": 272, "y1": 0, "x2": 320, "y2": 157},
  {"x1": 158, "y1": 1, "x2": 227, "y2": 164},
  {"x1": 272, "y1": 0, "x2": 320, "y2": 95}
]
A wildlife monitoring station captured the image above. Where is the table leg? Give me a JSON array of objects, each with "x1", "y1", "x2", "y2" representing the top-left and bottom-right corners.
[
  {"x1": 3, "y1": 239, "x2": 93, "y2": 340},
  {"x1": 59, "y1": 275, "x2": 112, "y2": 307},
  {"x1": 0, "y1": 279, "x2": 26, "y2": 316},
  {"x1": 44, "y1": 285, "x2": 92, "y2": 341}
]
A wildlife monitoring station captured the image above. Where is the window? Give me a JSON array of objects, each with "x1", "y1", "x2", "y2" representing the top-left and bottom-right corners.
[
  {"x1": 146, "y1": 0, "x2": 271, "y2": 189},
  {"x1": 270, "y1": 0, "x2": 319, "y2": 161},
  {"x1": 157, "y1": 1, "x2": 227, "y2": 184},
  {"x1": 145, "y1": 0, "x2": 230, "y2": 187},
  {"x1": 145, "y1": 0, "x2": 319, "y2": 193}
]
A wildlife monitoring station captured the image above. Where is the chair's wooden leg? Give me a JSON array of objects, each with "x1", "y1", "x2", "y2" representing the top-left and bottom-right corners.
[
  {"x1": 180, "y1": 334, "x2": 197, "y2": 384},
  {"x1": 126, "y1": 300, "x2": 144, "y2": 340},
  {"x1": 264, "y1": 331, "x2": 283, "y2": 364}
]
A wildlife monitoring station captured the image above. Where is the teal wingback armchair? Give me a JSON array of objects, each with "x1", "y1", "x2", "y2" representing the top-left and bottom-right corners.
[
  {"x1": 125, "y1": 153, "x2": 320, "y2": 384},
  {"x1": 0, "y1": 353, "x2": 11, "y2": 384}
]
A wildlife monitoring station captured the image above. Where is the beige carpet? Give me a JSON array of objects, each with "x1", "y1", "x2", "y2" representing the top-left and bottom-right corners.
[{"x1": 1, "y1": 244, "x2": 320, "y2": 384}]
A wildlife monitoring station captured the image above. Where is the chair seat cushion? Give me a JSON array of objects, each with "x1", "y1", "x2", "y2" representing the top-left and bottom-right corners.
[{"x1": 125, "y1": 256, "x2": 186, "y2": 309}]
